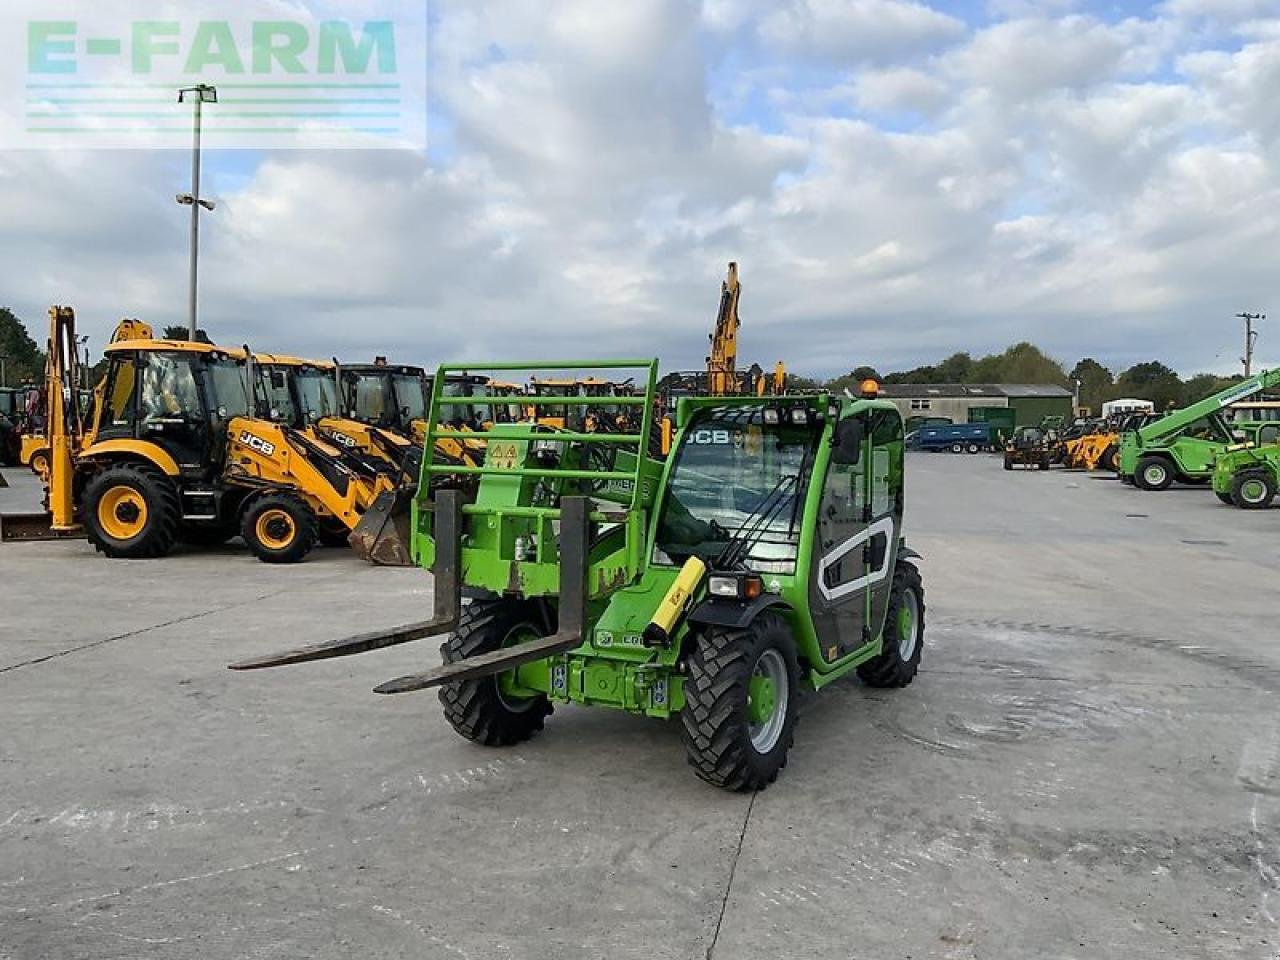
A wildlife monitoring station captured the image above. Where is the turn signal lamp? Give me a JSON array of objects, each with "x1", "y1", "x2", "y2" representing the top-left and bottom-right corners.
[{"x1": 860, "y1": 379, "x2": 881, "y2": 399}]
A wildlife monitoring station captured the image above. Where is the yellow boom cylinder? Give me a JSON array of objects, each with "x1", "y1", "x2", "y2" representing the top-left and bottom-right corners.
[{"x1": 642, "y1": 556, "x2": 707, "y2": 648}]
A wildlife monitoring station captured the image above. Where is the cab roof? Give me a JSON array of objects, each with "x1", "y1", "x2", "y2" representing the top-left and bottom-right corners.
[
  {"x1": 342, "y1": 363, "x2": 426, "y2": 378},
  {"x1": 103, "y1": 339, "x2": 247, "y2": 359},
  {"x1": 256, "y1": 353, "x2": 334, "y2": 370}
]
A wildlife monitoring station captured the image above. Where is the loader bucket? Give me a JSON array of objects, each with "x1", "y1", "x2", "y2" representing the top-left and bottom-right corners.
[
  {"x1": 0, "y1": 512, "x2": 84, "y2": 542},
  {"x1": 348, "y1": 487, "x2": 415, "y2": 567}
]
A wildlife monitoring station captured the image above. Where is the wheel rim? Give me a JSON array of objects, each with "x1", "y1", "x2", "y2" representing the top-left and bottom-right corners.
[
  {"x1": 897, "y1": 589, "x2": 921, "y2": 660},
  {"x1": 1241, "y1": 478, "x2": 1268, "y2": 504},
  {"x1": 98, "y1": 486, "x2": 148, "y2": 540},
  {"x1": 255, "y1": 510, "x2": 296, "y2": 550},
  {"x1": 1144, "y1": 464, "x2": 1167, "y2": 486},
  {"x1": 496, "y1": 623, "x2": 541, "y2": 713},
  {"x1": 747, "y1": 649, "x2": 788, "y2": 754}
]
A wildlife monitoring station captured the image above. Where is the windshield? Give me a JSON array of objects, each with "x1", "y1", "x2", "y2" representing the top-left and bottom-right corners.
[
  {"x1": 205, "y1": 357, "x2": 250, "y2": 424},
  {"x1": 140, "y1": 353, "x2": 202, "y2": 424},
  {"x1": 349, "y1": 373, "x2": 390, "y2": 424},
  {"x1": 655, "y1": 408, "x2": 815, "y2": 573},
  {"x1": 257, "y1": 367, "x2": 296, "y2": 424},
  {"x1": 442, "y1": 379, "x2": 488, "y2": 425},
  {"x1": 295, "y1": 368, "x2": 340, "y2": 422},
  {"x1": 391, "y1": 374, "x2": 427, "y2": 421}
]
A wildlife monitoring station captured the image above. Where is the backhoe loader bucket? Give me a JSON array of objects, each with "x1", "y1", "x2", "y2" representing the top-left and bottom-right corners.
[
  {"x1": 0, "y1": 511, "x2": 83, "y2": 542},
  {"x1": 348, "y1": 486, "x2": 415, "y2": 567}
]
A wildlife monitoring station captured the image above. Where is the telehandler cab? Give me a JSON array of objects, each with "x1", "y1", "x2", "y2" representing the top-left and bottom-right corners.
[{"x1": 234, "y1": 362, "x2": 926, "y2": 791}]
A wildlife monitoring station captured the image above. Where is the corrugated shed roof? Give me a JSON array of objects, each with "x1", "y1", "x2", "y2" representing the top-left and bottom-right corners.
[{"x1": 878, "y1": 383, "x2": 1073, "y2": 399}]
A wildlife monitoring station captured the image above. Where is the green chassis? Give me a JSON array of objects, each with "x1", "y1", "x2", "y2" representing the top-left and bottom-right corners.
[
  {"x1": 404, "y1": 360, "x2": 913, "y2": 720},
  {"x1": 1212, "y1": 443, "x2": 1280, "y2": 506}
]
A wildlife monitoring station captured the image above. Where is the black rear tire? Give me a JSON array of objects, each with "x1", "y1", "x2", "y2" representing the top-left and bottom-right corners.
[
  {"x1": 1100, "y1": 445, "x2": 1120, "y2": 472},
  {"x1": 438, "y1": 599, "x2": 553, "y2": 747},
  {"x1": 1215, "y1": 490, "x2": 1235, "y2": 505},
  {"x1": 1231, "y1": 470, "x2": 1277, "y2": 510},
  {"x1": 680, "y1": 612, "x2": 800, "y2": 792},
  {"x1": 1134, "y1": 456, "x2": 1174, "y2": 491},
  {"x1": 1003, "y1": 455, "x2": 1013, "y2": 471},
  {"x1": 858, "y1": 562, "x2": 925, "y2": 688},
  {"x1": 950, "y1": 443, "x2": 964, "y2": 454},
  {"x1": 241, "y1": 493, "x2": 318, "y2": 564},
  {"x1": 84, "y1": 463, "x2": 181, "y2": 559}
]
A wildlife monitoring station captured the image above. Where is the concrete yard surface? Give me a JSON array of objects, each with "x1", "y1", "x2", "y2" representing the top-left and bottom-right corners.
[{"x1": 2, "y1": 456, "x2": 1280, "y2": 959}]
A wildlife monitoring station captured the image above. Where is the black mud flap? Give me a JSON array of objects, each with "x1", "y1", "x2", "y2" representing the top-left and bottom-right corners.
[
  {"x1": 373, "y1": 496, "x2": 591, "y2": 695},
  {"x1": 229, "y1": 490, "x2": 465, "y2": 671},
  {"x1": 348, "y1": 487, "x2": 415, "y2": 567}
]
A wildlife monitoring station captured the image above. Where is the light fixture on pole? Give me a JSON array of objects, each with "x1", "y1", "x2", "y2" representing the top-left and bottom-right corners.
[
  {"x1": 178, "y1": 83, "x2": 218, "y2": 342},
  {"x1": 1237, "y1": 312, "x2": 1266, "y2": 378}
]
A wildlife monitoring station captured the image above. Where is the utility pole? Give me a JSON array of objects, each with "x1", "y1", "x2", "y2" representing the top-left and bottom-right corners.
[
  {"x1": 1238, "y1": 311, "x2": 1266, "y2": 378},
  {"x1": 0, "y1": 354, "x2": 7, "y2": 389},
  {"x1": 177, "y1": 84, "x2": 218, "y2": 342}
]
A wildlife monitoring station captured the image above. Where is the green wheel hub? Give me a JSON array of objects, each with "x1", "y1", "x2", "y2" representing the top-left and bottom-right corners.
[
  {"x1": 897, "y1": 589, "x2": 921, "y2": 660},
  {"x1": 747, "y1": 674, "x2": 777, "y2": 726},
  {"x1": 1241, "y1": 478, "x2": 1268, "y2": 503}
]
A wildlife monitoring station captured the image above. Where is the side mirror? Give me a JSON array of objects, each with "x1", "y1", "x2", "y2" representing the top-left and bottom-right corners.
[{"x1": 831, "y1": 418, "x2": 865, "y2": 465}]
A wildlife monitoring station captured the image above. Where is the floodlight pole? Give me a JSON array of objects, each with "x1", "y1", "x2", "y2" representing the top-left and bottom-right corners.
[
  {"x1": 178, "y1": 84, "x2": 218, "y2": 341},
  {"x1": 1238, "y1": 312, "x2": 1266, "y2": 378}
]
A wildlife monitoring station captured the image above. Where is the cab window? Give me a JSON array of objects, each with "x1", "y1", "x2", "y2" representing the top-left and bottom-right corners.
[
  {"x1": 139, "y1": 354, "x2": 200, "y2": 424},
  {"x1": 102, "y1": 357, "x2": 139, "y2": 428}
]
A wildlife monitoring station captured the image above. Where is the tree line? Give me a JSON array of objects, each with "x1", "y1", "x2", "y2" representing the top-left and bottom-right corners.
[
  {"x1": 0, "y1": 305, "x2": 1252, "y2": 413},
  {"x1": 825, "y1": 342, "x2": 1248, "y2": 413}
]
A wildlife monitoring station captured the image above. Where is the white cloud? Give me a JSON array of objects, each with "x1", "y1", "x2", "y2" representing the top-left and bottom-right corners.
[
  {"x1": 758, "y1": 0, "x2": 965, "y2": 63},
  {"x1": 2, "y1": 0, "x2": 1279, "y2": 379}
]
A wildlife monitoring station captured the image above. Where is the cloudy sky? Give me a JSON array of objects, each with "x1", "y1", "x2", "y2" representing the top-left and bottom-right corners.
[{"x1": 1, "y1": 0, "x2": 1277, "y2": 379}]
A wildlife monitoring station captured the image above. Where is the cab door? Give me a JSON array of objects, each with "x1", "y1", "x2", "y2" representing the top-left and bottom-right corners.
[
  {"x1": 808, "y1": 414, "x2": 871, "y2": 662},
  {"x1": 807, "y1": 409, "x2": 904, "y2": 663}
]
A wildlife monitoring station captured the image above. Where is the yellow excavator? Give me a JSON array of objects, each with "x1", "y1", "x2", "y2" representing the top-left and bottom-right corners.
[{"x1": 0, "y1": 307, "x2": 411, "y2": 564}]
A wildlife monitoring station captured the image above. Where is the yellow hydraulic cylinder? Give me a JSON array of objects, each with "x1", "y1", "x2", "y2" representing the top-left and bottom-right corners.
[{"x1": 642, "y1": 556, "x2": 707, "y2": 648}]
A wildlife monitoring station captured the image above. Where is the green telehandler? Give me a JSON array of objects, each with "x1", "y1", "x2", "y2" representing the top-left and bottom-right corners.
[
  {"x1": 234, "y1": 361, "x2": 925, "y2": 791},
  {"x1": 1119, "y1": 368, "x2": 1280, "y2": 490}
]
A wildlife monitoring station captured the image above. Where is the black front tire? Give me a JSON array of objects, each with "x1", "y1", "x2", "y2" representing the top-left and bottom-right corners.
[
  {"x1": 1134, "y1": 456, "x2": 1174, "y2": 491},
  {"x1": 84, "y1": 463, "x2": 181, "y2": 559},
  {"x1": 1215, "y1": 490, "x2": 1235, "y2": 505},
  {"x1": 438, "y1": 599, "x2": 553, "y2": 747},
  {"x1": 680, "y1": 612, "x2": 800, "y2": 792},
  {"x1": 318, "y1": 518, "x2": 352, "y2": 548},
  {"x1": 1231, "y1": 470, "x2": 1277, "y2": 510},
  {"x1": 858, "y1": 562, "x2": 925, "y2": 688},
  {"x1": 241, "y1": 493, "x2": 318, "y2": 564}
]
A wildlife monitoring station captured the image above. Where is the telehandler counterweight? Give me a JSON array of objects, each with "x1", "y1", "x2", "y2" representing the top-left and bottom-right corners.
[{"x1": 235, "y1": 361, "x2": 926, "y2": 791}]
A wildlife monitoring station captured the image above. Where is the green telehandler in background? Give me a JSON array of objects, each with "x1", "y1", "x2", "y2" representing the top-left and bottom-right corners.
[
  {"x1": 1119, "y1": 369, "x2": 1280, "y2": 490},
  {"x1": 235, "y1": 361, "x2": 925, "y2": 791}
]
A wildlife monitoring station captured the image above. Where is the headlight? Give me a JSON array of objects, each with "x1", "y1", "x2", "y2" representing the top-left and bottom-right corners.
[
  {"x1": 707, "y1": 573, "x2": 764, "y2": 600},
  {"x1": 763, "y1": 408, "x2": 781, "y2": 426},
  {"x1": 789, "y1": 407, "x2": 809, "y2": 426}
]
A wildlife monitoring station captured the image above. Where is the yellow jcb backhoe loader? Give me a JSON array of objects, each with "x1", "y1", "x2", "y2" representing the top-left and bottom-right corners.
[{"x1": 0, "y1": 307, "x2": 409, "y2": 564}]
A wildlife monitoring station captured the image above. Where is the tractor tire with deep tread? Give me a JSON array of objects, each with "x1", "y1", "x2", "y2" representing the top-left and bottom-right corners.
[
  {"x1": 438, "y1": 600, "x2": 554, "y2": 747},
  {"x1": 83, "y1": 463, "x2": 181, "y2": 559},
  {"x1": 1134, "y1": 456, "x2": 1174, "y2": 491},
  {"x1": 241, "y1": 493, "x2": 318, "y2": 564},
  {"x1": 318, "y1": 518, "x2": 352, "y2": 548},
  {"x1": 680, "y1": 612, "x2": 800, "y2": 792},
  {"x1": 1100, "y1": 445, "x2": 1120, "y2": 472},
  {"x1": 1231, "y1": 470, "x2": 1277, "y2": 510},
  {"x1": 858, "y1": 562, "x2": 925, "y2": 688}
]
